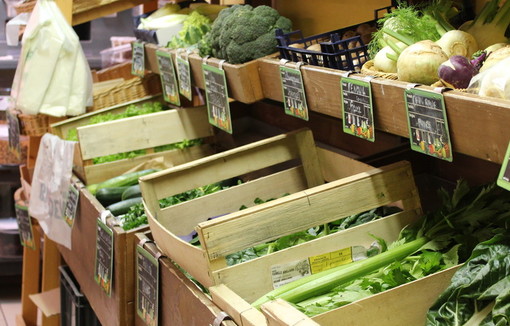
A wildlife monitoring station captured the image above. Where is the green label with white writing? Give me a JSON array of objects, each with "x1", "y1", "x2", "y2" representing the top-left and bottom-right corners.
[
  {"x1": 7, "y1": 109, "x2": 21, "y2": 159},
  {"x1": 136, "y1": 244, "x2": 159, "y2": 326},
  {"x1": 404, "y1": 88, "x2": 452, "y2": 161},
  {"x1": 15, "y1": 204, "x2": 35, "y2": 250},
  {"x1": 341, "y1": 77, "x2": 375, "y2": 142},
  {"x1": 280, "y1": 66, "x2": 309, "y2": 121},
  {"x1": 176, "y1": 56, "x2": 192, "y2": 101},
  {"x1": 156, "y1": 49, "x2": 180, "y2": 106},
  {"x1": 63, "y1": 183, "x2": 79, "y2": 228},
  {"x1": 132, "y1": 41, "x2": 145, "y2": 77},
  {"x1": 202, "y1": 63, "x2": 232, "y2": 134},
  {"x1": 95, "y1": 218, "x2": 114, "y2": 296}
]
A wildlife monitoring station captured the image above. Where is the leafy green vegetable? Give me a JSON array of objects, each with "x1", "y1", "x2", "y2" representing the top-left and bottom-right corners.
[
  {"x1": 198, "y1": 4, "x2": 292, "y2": 64},
  {"x1": 252, "y1": 180, "x2": 510, "y2": 312},
  {"x1": 225, "y1": 206, "x2": 401, "y2": 266},
  {"x1": 167, "y1": 11, "x2": 212, "y2": 50},
  {"x1": 426, "y1": 233, "x2": 510, "y2": 325}
]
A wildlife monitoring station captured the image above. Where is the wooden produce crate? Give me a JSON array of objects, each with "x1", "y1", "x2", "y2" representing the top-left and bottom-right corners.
[
  {"x1": 139, "y1": 128, "x2": 423, "y2": 302},
  {"x1": 257, "y1": 55, "x2": 510, "y2": 164},
  {"x1": 258, "y1": 265, "x2": 460, "y2": 326},
  {"x1": 145, "y1": 44, "x2": 264, "y2": 104},
  {"x1": 51, "y1": 97, "x2": 215, "y2": 185},
  {"x1": 134, "y1": 232, "x2": 238, "y2": 326},
  {"x1": 57, "y1": 176, "x2": 147, "y2": 326}
]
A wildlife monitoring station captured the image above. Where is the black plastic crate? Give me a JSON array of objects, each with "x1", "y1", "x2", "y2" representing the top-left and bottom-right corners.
[
  {"x1": 275, "y1": 6, "x2": 393, "y2": 71},
  {"x1": 59, "y1": 265, "x2": 101, "y2": 326}
]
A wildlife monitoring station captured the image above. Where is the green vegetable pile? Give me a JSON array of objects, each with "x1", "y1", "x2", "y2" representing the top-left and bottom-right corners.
[
  {"x1": 198, "y1": 4, "x2": 292, "y2": 64},
  {"x1": 426, "y1": 233, "x2": 510, "y2": 325},
  {"x1": 167, "y1": 11, "x2": 212, "y2": 50},
  {"x1": 119, "y1": 182, "x2": 228, "y2": 231},
  {"x1": 226, "y1": 206, "x2": 401, "y2": 267},
  {"x1": 252, "y1": 180, "x2": 510, "y2": 315}
]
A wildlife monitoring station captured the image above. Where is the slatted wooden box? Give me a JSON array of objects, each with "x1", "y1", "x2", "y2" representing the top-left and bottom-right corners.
[
  {"x1": 57, "y1": 176, "x2": 149, "y2": 326},
  {"x1": 134, "y1": 232, "x2": 238, "y2": 326},
  {"x1": 139, "y1": 128, "x2": 423, "y2": 307},
  {"x1": 50, "y1": 97, "x2": 215, "y2": 185},
  {"x1": 144, "y1": 44, "x2": 264, "y2": 104}
]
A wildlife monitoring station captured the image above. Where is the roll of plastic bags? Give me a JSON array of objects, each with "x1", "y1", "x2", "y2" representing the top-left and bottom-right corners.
[
  {"x1": 46, "y1": 0, "x2": 92, "y2": 116},
  {"x1": 11, "y1": 0, "x2": 64, "y2": 115},
  {"x1": 11, "y1": 0, "x2": 93, "y2": 117}
]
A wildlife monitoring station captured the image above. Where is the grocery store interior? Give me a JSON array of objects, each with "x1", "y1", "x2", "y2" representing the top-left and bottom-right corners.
[{"x1": 1, "y1": 0, "x2": 510, "y2": 325}]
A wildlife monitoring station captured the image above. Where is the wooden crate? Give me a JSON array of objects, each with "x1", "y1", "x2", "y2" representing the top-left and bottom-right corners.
[
  {"x1": 257, "y1": 56, "x2": 510, "y2": 164},
  {"x1": 260, "y1": 266, "x2": 460, "y2": 326},
  {"x1": 145, "y1": 44, "x2": 264, "y2": 104},
  {"x1": 134, "y1": 232, "x2": 238, "y2": 326},
  {"x1": 139, "y1": 128, "x2": 422, "y2": 299},
  {"x1": 57, "y1": 176, "x2": 149, "y2": 326},
  {"x1": 51, "y1": 97, "x2": 215, "y2": 185}
]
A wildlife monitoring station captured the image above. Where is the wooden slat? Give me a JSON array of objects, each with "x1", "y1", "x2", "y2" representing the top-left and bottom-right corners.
[
  {"x1": 262, "y1": 299, "x2": 319, "y2": 326},
  {"x1": 84, "y1": 144, "x2": 214, "y2": 184},
  {"x1": 72, "y1": 0, "x2": 151, "y2": 25},
  {"x1": 295, "y1": 129, "x2": 323, "y2": 187},
  {"x1": 317, "y1": 147, "x2": 373, "y2": 181},
  {"x1": 209, "y1": 284, "x2": 267, "y2": 326},
  {"x1": 312, "y1": 266, "x2": 459, "y2": 326},
  {"x1": 145, "y1": 202, "x2": 212, "y2": 287},
  {"x1": 139, "y1": 129, "x2": 314, "y2": 217},
  {"x1": 50, "y1": 96, "x2": 161, "y2": 139},
  {"x1": 199, "y1": 161, "x2": 416, "y2": 259},
  {"x1": 211, "y1": 210, "x2": 420, "y2": 303},
  {"x1": 78, "y1": 106, "x2": 212, "y2": 160},
  {"x1": 258, "y1": 57, "x2": 510, "y2": 163},
  {"x1": 40, "y1": 235, "x2": 60, "y2": 326},
  {"x1": 160, "y1": 166, "x2": 309, "y2": 236}
]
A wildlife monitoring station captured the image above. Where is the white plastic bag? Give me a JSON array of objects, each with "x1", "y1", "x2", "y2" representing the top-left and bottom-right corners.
[
  {"x1": 29, "y1": 133, "x2": 76, "y2": 249},
  {"x1": 11, "y1": 0, "x2": 92, "y2": 117},
  {"x1": 467, "y1": 56, "x2": 510, "y2": 99}
]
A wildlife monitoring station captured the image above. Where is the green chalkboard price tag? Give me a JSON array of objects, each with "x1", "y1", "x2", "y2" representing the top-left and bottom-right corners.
[
  {"x1": 341, "y1": 77, "x2": 375, "y2": 142},
  {"x1": 95, "y1": 217, "x2": 114, "y2": 296},
  {"x1": 497, "y1": 141, "x2": 510, "y2": 191},
  {"x1": 7, "y1": 109, "x2": 21, "y2": 159},
  {"x1": 156, "y1": 49, "x2": 180, "y2": 106},
  {"x1": 136, "y1": 244, "x2": 159, "y2": 326},
  {"x1": 176, "y1": 55, "x2": 192, "y2": 101},
  {"x1": 15, "y1": 204, "x2": 35, "y2": 250},
  {"x1": 132, "y1": 41, "x2": 145, "y2": 77},
  {"x1": 202, "y1": 63, "x2": 232, "y2": 134},
  {"x1": 63, "y1": 183, "x2": 79, "y2": 228},
  {"x1": 280, "y1": 65, "x2": 309, "y2": 121},
  {"x1": 404, "y1": 88, "x2": 452, "y2": 162}
]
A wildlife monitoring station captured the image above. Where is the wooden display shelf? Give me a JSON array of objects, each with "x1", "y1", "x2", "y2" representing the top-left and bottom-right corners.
[
  {"x1": 51, "y1": 97, "x2": 215, "y2": 185},
  {"x1": 54, "y1": 0, "x2": 157, "y2": 26},
  {"x1": 140, "y1": 128, "x2": 422, "y2": 304},
  {"x1": 144, "y1": 43, "x2": 265, "y2": 104},
  {"x1": 258, "y1": 56, "x2": 510, "y2": 164}
]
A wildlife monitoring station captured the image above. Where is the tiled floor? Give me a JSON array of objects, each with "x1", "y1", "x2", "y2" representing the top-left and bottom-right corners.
[{"x1": 0, "y1": 276, "x2": 22, "y2": 326}]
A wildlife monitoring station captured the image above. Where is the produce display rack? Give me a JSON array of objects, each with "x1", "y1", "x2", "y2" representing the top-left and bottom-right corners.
[{"x1": 13, "y1": 1, "x2": 510, "y2": 326}]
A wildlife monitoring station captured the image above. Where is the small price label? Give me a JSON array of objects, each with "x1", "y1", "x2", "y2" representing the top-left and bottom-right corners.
[
  {"x1": 309, "y1": 247, "x2": 353, "y2": 274},
  {"x1": 15, "y1": 204, "x2": 35, "y2": 250},
  {"x1": 176, "y1": 55, "x2": 192, "y2": 101},
  {"x1": 63, "y1": 183, "x2": 79, "y2": 228},
  {"x1": 497, "y1": 142, "x2": 510, "y2": 191},
  {"x1": 280, "y1": 65, "x2": 309, "y2": 121},
  {"x1": 156, "y1": 49, "x2": 180, "y2": 106},
  {"x1": 136, "y1": 244, "x2": 159, "y2": 326},
  {"x1": 271, "y1": 259, "x2": 311, "y2": 289},
  {"x1": 341, "y1": 77, "x2": 375, "y2": 142},
  {"x1": 202, "y1": 63, "x2": 232, "y2": 134},
  {"x1": 404, "y1": 88, "x2": 452, "y2": 161},
  {"x1": 7, "y1": 109, "x2": 21, "y2": 159},
  {"x1": 95, "y1": 217, "x2": 114, "y2": 296},
  {"x1": 132, "y1": 41, "x2": 146, "y2": 77}
]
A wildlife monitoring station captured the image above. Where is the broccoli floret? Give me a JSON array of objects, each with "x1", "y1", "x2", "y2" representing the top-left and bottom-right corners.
[{"x1": 198, "y1": 5, "x2": 292, "y2": 64}]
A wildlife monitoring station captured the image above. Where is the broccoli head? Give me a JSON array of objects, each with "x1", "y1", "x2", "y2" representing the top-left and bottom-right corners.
[{"x1": 198, "y1": 5, "x2": 292, "y2": 64}]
